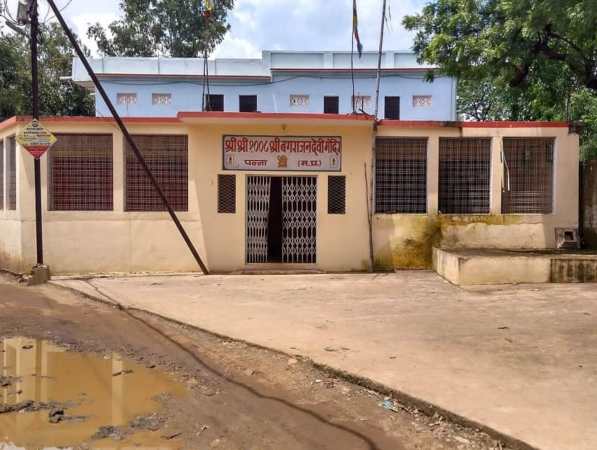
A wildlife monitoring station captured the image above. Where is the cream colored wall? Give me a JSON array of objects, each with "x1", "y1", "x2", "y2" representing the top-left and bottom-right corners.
[
  {"x1": 0, "y1": 125, "x2": 26, "y2": 272},
  {"x1": 0, "y1": 119, "x2": 373, "y2": 274},
  {"x1": 11, "y1": 121, "x2": 202, "y2": 274},
  {"x1": 191, "y1": 122, "x2": 373, "y2": 273},
  {"x1": 0, "y1": 119, "x2": 580, "y2": 274},
  {"x1": 374, "y1": 125, "x2": 579, "y2": 269}
]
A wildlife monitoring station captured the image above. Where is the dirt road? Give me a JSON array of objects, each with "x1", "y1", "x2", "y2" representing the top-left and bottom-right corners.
[{"x1": 0, "y1": 274, "x2": 506, "y2": 450}]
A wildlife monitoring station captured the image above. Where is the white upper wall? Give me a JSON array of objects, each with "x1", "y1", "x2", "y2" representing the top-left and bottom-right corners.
[{"x1": 72, "y1": 50, "x2": 436, "y2": 83}]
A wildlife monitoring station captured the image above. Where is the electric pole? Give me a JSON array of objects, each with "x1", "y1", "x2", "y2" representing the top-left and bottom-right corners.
[{"x1": 28, "y1": 0, "x2": 51, "y2": 284}]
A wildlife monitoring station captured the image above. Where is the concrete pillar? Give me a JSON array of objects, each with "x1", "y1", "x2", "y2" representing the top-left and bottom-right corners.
[
  {"x1": 490, "y1": 137, "x2": 502, "y2": 214},
  {"x1": 113, "y1": 131, "x2": 124, "y2": 212},
  {"x1": 427, "y1": 135, "x2": 439, "y2": 214}
]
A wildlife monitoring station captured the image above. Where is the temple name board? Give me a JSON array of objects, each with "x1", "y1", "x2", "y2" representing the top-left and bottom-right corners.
[{"x1": 223, "y1": 135, "x2": 342, "y2": 172}]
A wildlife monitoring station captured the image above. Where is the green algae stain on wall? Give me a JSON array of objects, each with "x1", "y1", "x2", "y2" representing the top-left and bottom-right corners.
[{"x1": 373, "y1": 214, "x2": 528, "y2": 270}]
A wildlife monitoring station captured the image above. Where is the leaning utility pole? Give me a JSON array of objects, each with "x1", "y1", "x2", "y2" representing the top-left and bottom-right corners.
[{"x1": 46, "y1": 0, "x2": 209, "y2": 275}]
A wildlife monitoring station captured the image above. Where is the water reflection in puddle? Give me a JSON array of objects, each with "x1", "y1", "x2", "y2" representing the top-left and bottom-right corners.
[{"x1": 0, "y1": 337, "x2": 185, "y2": 449}]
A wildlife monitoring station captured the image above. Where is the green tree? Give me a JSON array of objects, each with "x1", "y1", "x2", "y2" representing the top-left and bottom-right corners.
[
  {"x1": 0, "y1": 23, "x2": 94, "y2": 121},
  {"x1": 404, "y1": 0, "x2": 597, "y2": 159},
  {"x1": 88, "y1": 0, "x2": 234, "y2": 57},
  {"x1": 403, "y1": 0, "x2": 597, "y2": 91}
]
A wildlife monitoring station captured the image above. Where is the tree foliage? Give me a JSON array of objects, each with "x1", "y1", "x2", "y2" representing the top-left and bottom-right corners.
[
  {"x1": 88, "y1": 0, "x2": 234, "y2": 57},
  {"x1": 0, "y1": 23, "x2": 94, "y2": 122},
  {"x1": 404, "y1": 0, "x2": 597, "y2": 91},
  {"x1": 404, "y1": 0, "x2": 597, "y2": 159}
]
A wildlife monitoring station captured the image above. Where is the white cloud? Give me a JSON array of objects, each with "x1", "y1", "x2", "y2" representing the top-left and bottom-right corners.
[
  {"x1": 17, "y1": 0, "x2": 425, "y2": 57},
  {"x1": 213, "y1": 35, "x2": 261, "y2": 58},
  {"x1": 213, "y1": 0, "x2": 424, "y2": 55}
]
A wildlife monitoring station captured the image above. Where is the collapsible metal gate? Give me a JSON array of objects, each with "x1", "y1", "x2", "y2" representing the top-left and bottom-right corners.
[
  {"x1": 246, "y1": 176, "x2": 317, "y2": 264},
  {"x1": 247, "y1": 176, "x2": 272, "y2": 263}
]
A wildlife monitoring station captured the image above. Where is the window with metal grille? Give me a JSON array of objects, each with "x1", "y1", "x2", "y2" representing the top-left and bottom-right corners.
[
  {"x1": 375, "y1": 138, "x2": 427, "y2": 214},
  {"x1": 384, "y1": 97, "x2": 400, "y2": 120},
  {"x1": 117, "y1": 93, "x2": 137, "y2": 105},
  {"x1": 324, "y1": 96, "x2": 339, "y2": 114},
  {"x1": 328, "y1": 176, "x2": 346, "y2": 214},
  {"x1": 239, "y1": 95, "x2": 257, "y2": 112},
  {"x1": 48, "y1": 134, "x2": 113, "y2": 211},
  {"x1": 0, "y1": 139, "x2": 4, "y2": 210},
  {"x1": 502, "y1": 138, "x2": 554, "y2": 214},
  {"x1": 205, "y1": 94, "x2": 224, "y2": 112},
  {"x1": 6, "y1": 136, "x2": 16, "y2": 210},
  {"x1": 152, "y1": 93, "x2": 172, "y2": 105},
  {"x1": 439, "y1": 138, "x2": 491, "y2": 214},
  {"x1": 218, "y1": 174, "x2": 236, "y2": 213},
  {"x1": 125, "y1": 135, "x2": 188, "y2": 212}
]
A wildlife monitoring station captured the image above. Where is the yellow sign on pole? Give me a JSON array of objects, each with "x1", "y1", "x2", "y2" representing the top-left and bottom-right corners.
[{"x1": 16, "y1": 119, "x2": 57, "y2": 159}]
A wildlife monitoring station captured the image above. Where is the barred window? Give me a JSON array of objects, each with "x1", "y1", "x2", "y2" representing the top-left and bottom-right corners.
[
  {"x1": 152, "y1": 93, "x2": 172, "y2": 105},
  {"x1": 218, "y1": 174, "x2": 236, "y2": 213},
  {"x1": 117, "y1": 93, "x2": 137, "y2": 105},
  {"x1": 205, "y1": 94, "x2": 224, "y2": 112},
  {"x1": 6, "y1": 136, "x2": 16, "y2": 211},
  {"x1": 0, "y1": 139, "x2": 4, "y2": 210},
  {"x1": 439, "y1": 138, "x2": 491, "y2": 214},
  {"x1": 49, "y1": 134, "x2": 113, "y2": 211},
  {"x1": 375, "y1": 138, "x2": 427, "y2": 214},
  {"x1": 125, "y1": 135, "x2": 188, "y2": 212},
  {"x1": 239, "y1": 95, "x2": 257, "y2": 112},
  {"x1": 328, "y1": 176, "x2": 346, "y2": 214},
  {"x1": 502, "y1": 138, "x2": 554, "y2": 214},
  {"x1": 384, "y1": 97, "x2": 400, "y2": 120},
  {"x1": 324, "y1": 96, "x2": 339, "y2": 114}
]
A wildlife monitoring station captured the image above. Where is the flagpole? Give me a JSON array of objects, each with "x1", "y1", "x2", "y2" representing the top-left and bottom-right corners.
[
  {"x1": 368, "y1": 0, "x2": 387, "y2": 272},
  {"x1": 373, "y1": 0, "x2": 387, "y2": 119}
]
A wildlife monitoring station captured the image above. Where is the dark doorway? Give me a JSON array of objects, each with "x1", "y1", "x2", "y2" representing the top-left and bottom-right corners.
[
  {"x1": 267, "y1": 177, "x2": 283, "y2": 262},
  {"x1": 246, "y1": 176, "x2": 317, "y2": 264}
]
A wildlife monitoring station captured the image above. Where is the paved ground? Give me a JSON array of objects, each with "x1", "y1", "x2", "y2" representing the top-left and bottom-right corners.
[
  {"x1": 2, "y1": 275, "x2": 504, "y2": 450},
  {"x1": 56, "y1": 272, "x2": 597, "y2": 450}
]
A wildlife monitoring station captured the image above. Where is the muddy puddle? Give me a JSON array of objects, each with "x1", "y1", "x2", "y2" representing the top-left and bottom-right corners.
[{"x1": 0, "y1": 337, "x2": 186, "y2": 450}]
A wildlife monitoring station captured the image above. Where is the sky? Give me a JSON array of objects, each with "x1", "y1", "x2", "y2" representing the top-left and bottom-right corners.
[{"x1": 6, "y1": 0, "x2": 427, "y2": 57}]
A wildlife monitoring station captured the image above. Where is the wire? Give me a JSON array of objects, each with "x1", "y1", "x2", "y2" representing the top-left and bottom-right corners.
[{"x1": 96, "y1": 72, "x2": 441, "y2": 89}]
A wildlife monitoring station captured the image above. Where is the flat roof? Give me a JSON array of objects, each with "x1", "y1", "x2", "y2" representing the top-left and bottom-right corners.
[{"x1": 0, "y1": 115, "x2": 572, "y2": 132}]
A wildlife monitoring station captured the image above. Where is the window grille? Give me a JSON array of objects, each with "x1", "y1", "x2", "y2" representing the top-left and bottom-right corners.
[
  {"x1": 502, "y1": 138, "x2": 554, "y2": 214},
  {"x1": 218, "y1": 174, "x2": 236, "y2": 213},
  {"x1": 125, "y1": 135, "x2": 188, "y2": 212},
  {"x1": 352, "y1": 95, "x2": 371, "y2": 113},
  {"x1": 439, "y1": 138, "x2": 491, "y2": 214},
  {"x1": 324, "y1": 96, "x2": 339, "y2": 114},
  {"x1": 49, "y1": 134, "x2": 113, "y2": 211},
  {"x1": 384, "y1": 97, "x2": 400, "y2": 120},
  {"x1": 413, "y1": 95, "x2": 432, "y2": 108},
  {"x1": 7, "y1": 136, "x2": 16, "y2": 210},
  {"x1": 152, "y1": 93, "x2": 172, "y2": 105},
  {"x1": 205, "y1": 94, "x2": 224, "y2": 111},
  {"x1": 117, "y1": 93, "x2": 137, "y2": 105},
  {"x1": 375, "y1": 138, "x2": 427, "y2": 214},
  {"x1": 328, "y1": 176, "x2": 346, "y2": 214},
  {"x1": 239, "y1": 95, "x2": 257, "y2": 112},
  {"x1": 290, "y1": 95, "x2": 310, "y2": 107},
  {"x1": 0, "y1": 139, "x2": 4, "y2": 210}
]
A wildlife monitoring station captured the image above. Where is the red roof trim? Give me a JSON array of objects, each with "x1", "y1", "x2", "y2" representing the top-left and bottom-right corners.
[
  {"x1": 0, "y1": 116, "x2": 182, "y2": 128},
  {"x1": 378, "y1": 120, "x2": 570, "y2": 128},
  {"x1": 0, "y1": 116, "x2": 17, "y2": 132},
  {"x1": 177, "y1": 111, "x2": 375, "y2": 122}
]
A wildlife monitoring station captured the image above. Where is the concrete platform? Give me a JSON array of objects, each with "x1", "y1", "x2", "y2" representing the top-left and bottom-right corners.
[
  {"x1": 433, "y1": 248, "x2": 597, "y2": 285},
  {"x1": 54, "y1": 272, "x2": 597, "y2": 450}
]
